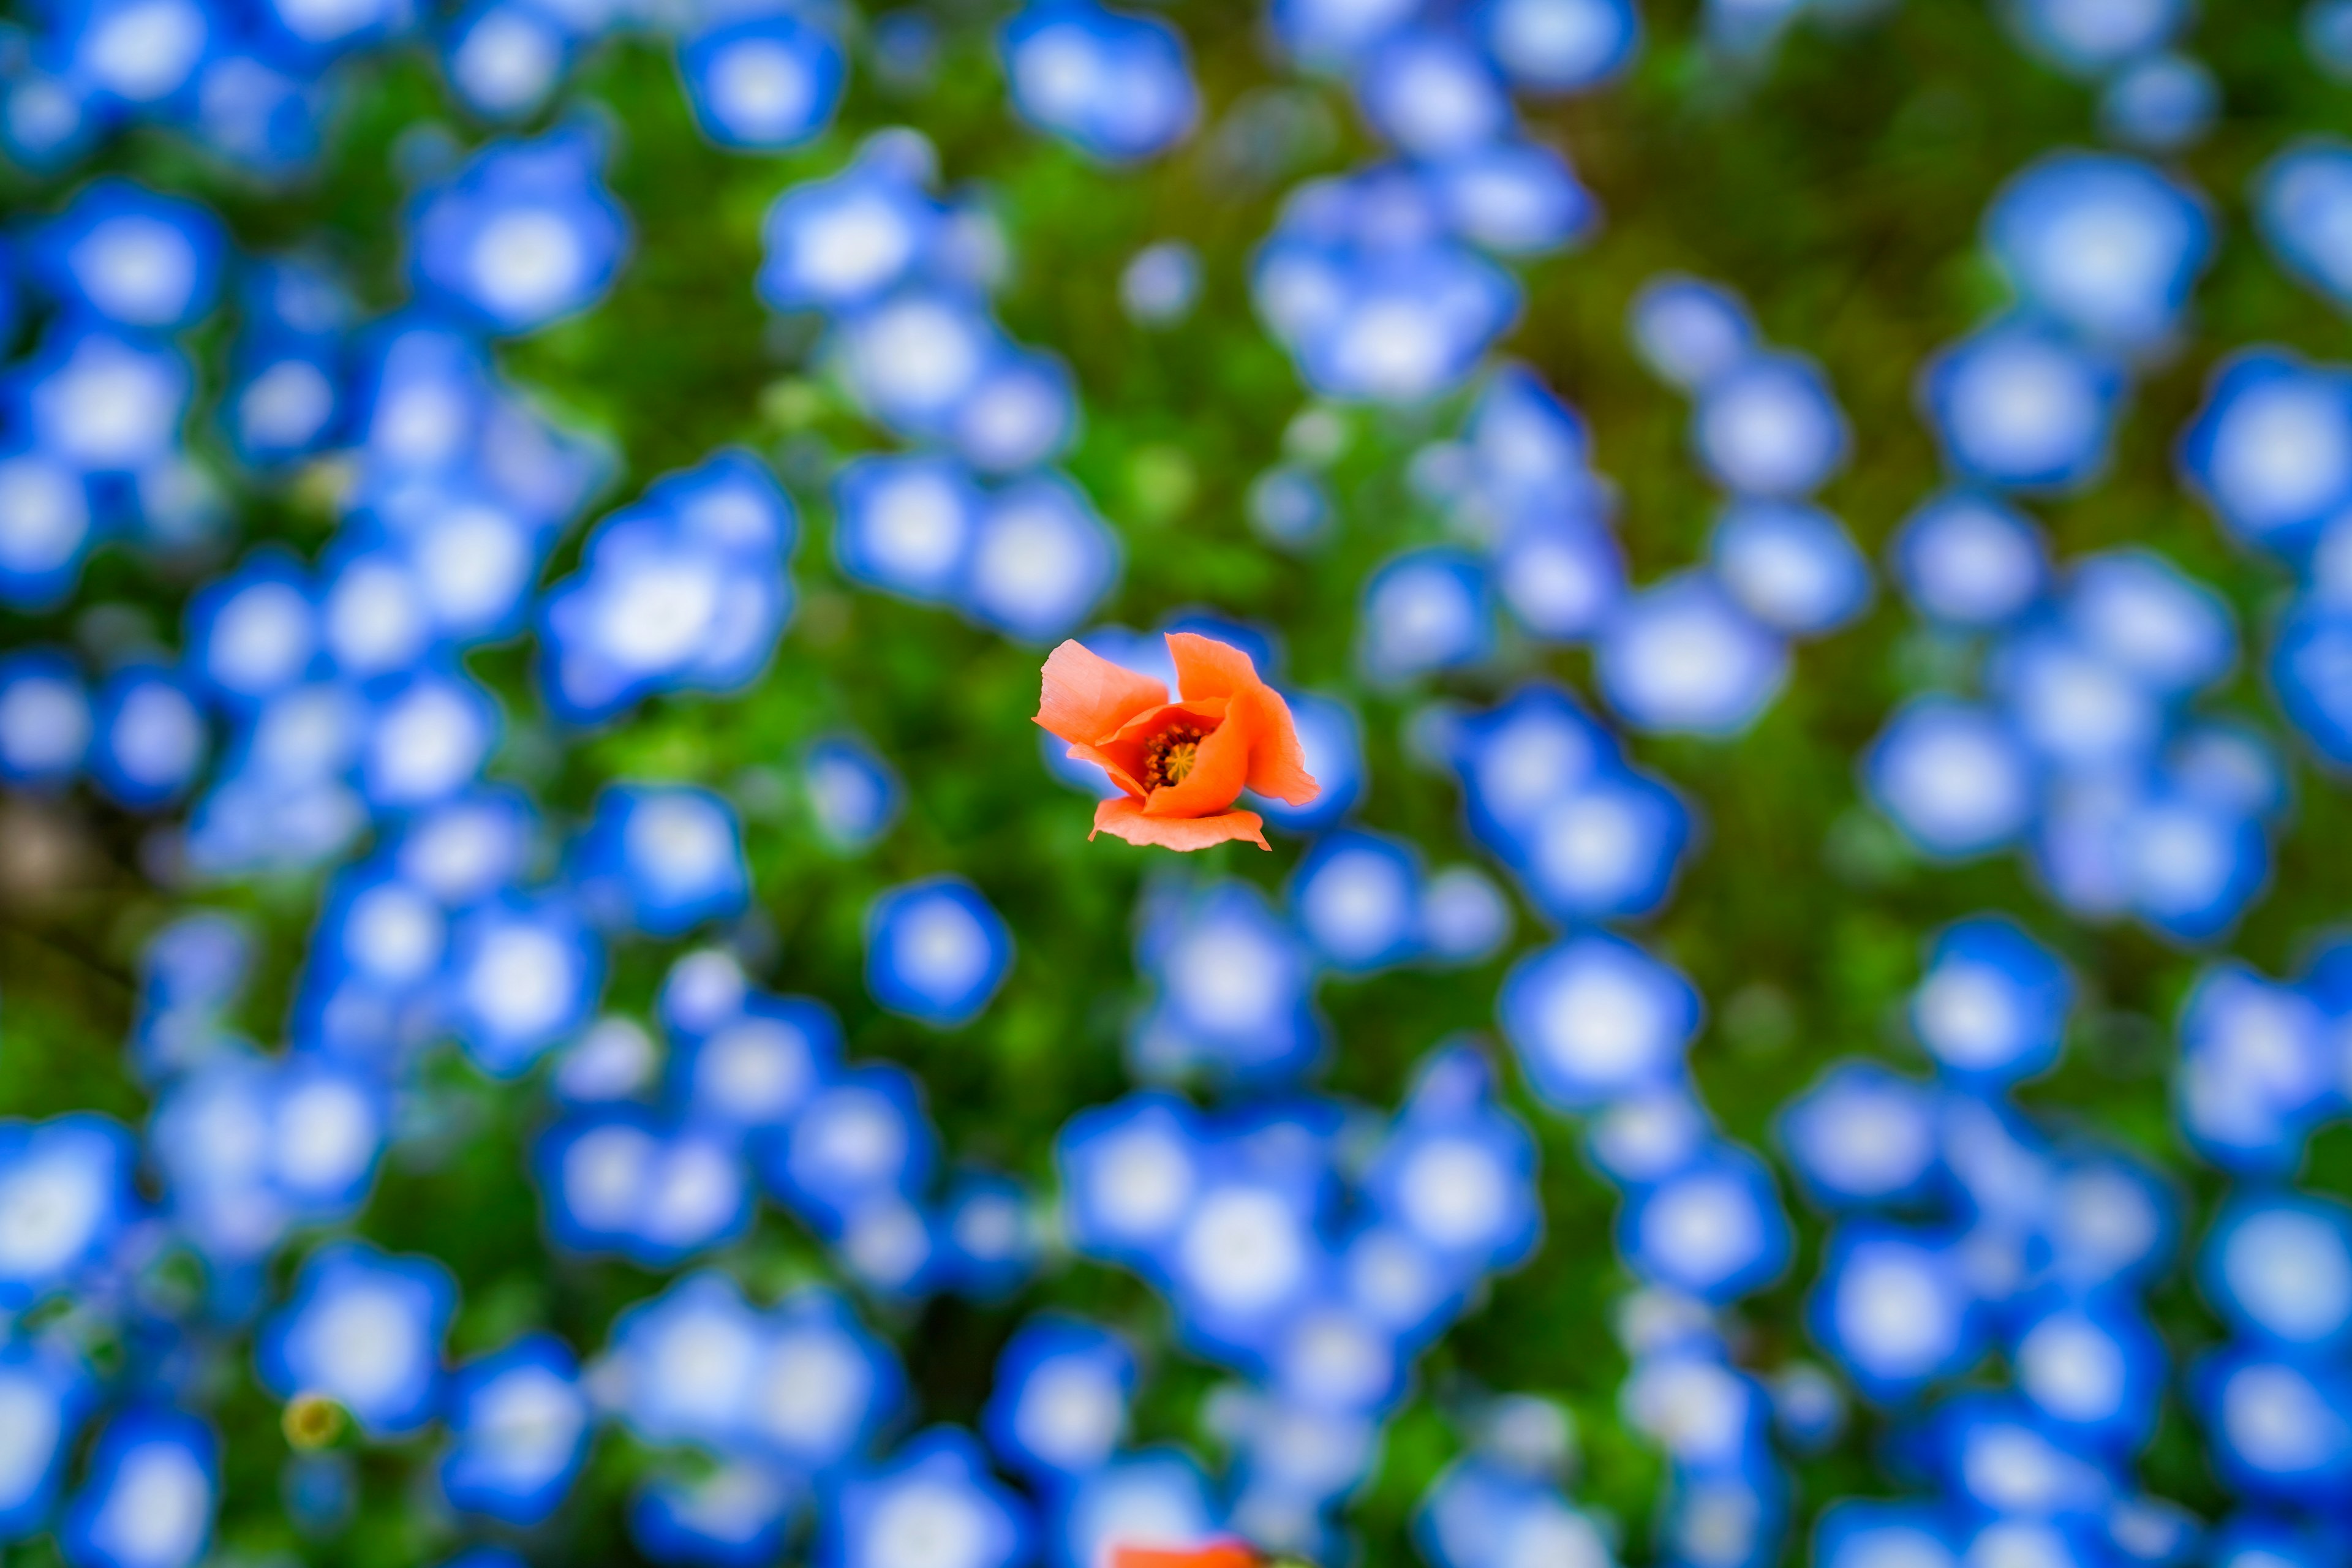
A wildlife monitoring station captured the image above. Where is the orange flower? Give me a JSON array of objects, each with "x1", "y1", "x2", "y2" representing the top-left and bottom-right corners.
[
  {"x1": 1110, "y1": 1545, "x2": 1260, "y2": 1568},
  {"x1": 1035, "y1": 632, "x2": 1319, "y2": 851}
]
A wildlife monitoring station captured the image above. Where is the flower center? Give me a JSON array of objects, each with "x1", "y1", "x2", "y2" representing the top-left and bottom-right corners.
[{"x1": 1144, "y1": 723, "x2": 1207, "y2": 791}]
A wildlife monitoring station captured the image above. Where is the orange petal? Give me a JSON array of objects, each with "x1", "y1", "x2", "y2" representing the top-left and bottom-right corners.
[
  {"x1": 1143, "y1": 711, "x2": 1251, "y2": 818},
  {"x1": 1112, "y1": 1548, "x2": 1259, "y2": 1568},
  {"x1": 1090, "y1": 797, "x2": 1269, "y2": 851},
  {"x1": 1092, "y1": 699, "x2": 1226, "y2": 791},
  {"x1": 1239, "y1": 685, "x2": 1319, "y2": 806},
  {"x1": 1107, "y1": 697, "x2": 1227, "y2": 746},
  {"x1": 1166, "y1": 631, "x2": 1265, "y2": 703},
  {"x1": 1036, "y1": 641, "x2": 1170, "y2": 747},
  {"x1": 1066, "y1": 741, "x2": 1147, "y2": 798}
]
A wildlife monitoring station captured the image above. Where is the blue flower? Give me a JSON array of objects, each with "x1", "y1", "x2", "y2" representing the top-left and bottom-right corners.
[
  {"x1": 184, "y1": 549, "x2": 319, "y2": 711},
  {"x1": 834, "y1": 290, "x2": 1005, "y2": 440},
  {"x1": 357, "y1": 665, "x2": 500, "y2": 811},
  {"x1": 1776, "y1": 1061, "x2": 1943, "y2": 1212},
  {"x1": 981, "y1": 1314, "x2": 1137, "y2": 1481},
  {"x1": 756, "y1": 1064, "x2": 939, "y2": 1233},
  {"x1": 538, "y1": 450, "x2": 797, "y2": 725},
  {"x1": 1863, "y1": 697, "x2": 2037, "y2": 859},
  {"x1": 255, "y1": 1242, "x2": 456, "y2": 1438},
  {"x1": 1120, "y1": 242, "x2": 1201, "y2": 326},
  {"x1": 760, "y1": 152, "x2": 941, "y2": 314},
  {"x1": 1001, "y1": 0, "x2": 1200, "y2": 163},
  {"x1": 26, "y1": 178, "x2": 226, "y2": 333},
  {"x1": 0, "y1": 442, "x2": 98, "y2": 611},
  {"x1": 1047, "y1": 1449, "x2": 1224, "y2": 1568},
  {"x1": 51, "y1": 0, "x2": 214, "y2": 118},
  {"x1": 2003, "y1": 0, "x2": 2188, "y2": 75},
  {"x1": 1985, "y1": 153, "x2": 2212, "y2": 352},
  {"x1": 407, "y1": 126, "x2": 631, "y2": 336},
  {"x1": 833, "y1": 453, "x2": 984, "y2": 606},
  {"x1": 1499, "y1": 932, "x2": 1699, "y2": 1111},
  {"x1": 1415, "y1": 1452, "x2": 1612, "y2": 1568},
  {"x1": 2181, "y1": 349, "x2": 2352, "y2": 558},
  {"x1": 2010, "y1": 1295, "x2": 2166, "y2": 1452},
  {"x1": 442, "y1": 0, "x2": 577, "y2": 122},
  {"x1": 153, "y1": 1052, "x2": 389, "y2": 1264},
  {"x1": 938, "y1": 1167, "x2": 1043, "y2": 1301},
  {"x1": 444, "y1": 894, "x2": 604, "y2": 1077},
  {"x1": 2257, "y1": 138, "x2": 2352, "y2": 319},
  {"x1": 1055, "y1": 1092, "x2": 1208, "y2": 1271},
  {"x1": 677, "y1": 11, "x2": 845, "y2": 151},
  {"x1": 599, "y1": 1272, "x2": 772, "y2": 1450},
  {"x1": 1290, "y1": 829, "x2": 1425, "y2": 973},
  {"x1": 1910, "y1": 914, "x2": 2073, "y2": 1088},
  {"x1": 743, "y1": 1286, "x2": 907, "y2": 1471},
  {"x1": 667, "y1": 991, "x2": 840, "y2": 1135},
  {"x1": 1887, "y1": 489, "x2": 2051, "y2": 630},
  {"x1": 1805, "y1": 1223, "x2": 1983, "y2": 1403},
  {"x1": 951, "y1": 350, "x2": 1080, "y2": 474},
  {"x1": 1584, "y1": 1083, "x2": 1713, "y2": 1189},
  {"x1": 632, "y1": 1461, "x2": 803, "y2": 1568},
  {"x1": 1131, "y1": 879, "x2": 1326, "y2": 1087},
  {"x1": 0, "y1": 1115, "x2": 138, "y2": 1308},
  {"x1": 11, "y1": 324, "x2": 192, "y2": 478},
  {"x1": 1631, "y1": 274, "x2": 1757, "y2": 393},
  {"x1": 804, "y1": 733, "x2": 906, "y2": 852},
  {"x1": 1708, "y1": 500, "x2": 1872, "y2": 637},
  {"x1": 2188, "y1": 1348, "x2": 2352, "y2": 1506},
  {"x1": 1491, "y1": 508, "x2": 1626, "y2": 644},
  {"x1": 56, "y1": 1409, "x2": 217, "y2": 1568},
  {"x1": 1162, "y1": 1163, "x2": 1323, "y2": 1364},
  {"x1": 0, "y1": 1340, "x2": 94, "y2": 1540},
  {"x1": 1918, "y1": 315, "x2": 2124, "y2": 493},
  {"x1": 1363, "y1": 1045, "x2": 1541, "y2": 1276},
  {"x1": 187, "y1": 52, "x2": 335, "y2": 175},
  {"x1": 2099, "y1": 53, "x2": 2217, "y2": 153},
  {"x1": 86, "y1": 665, "x2": 206, "y2": 809},
  {"x1": 1616, "y1": 1146, "x2": 1790, "y2": 1302},
  {"x1": 0, "y1": 650, "x2": 92, "y2": 790},
  {"x1": 439, "y1": 1333, "x2": 592, "y2": 1525},
  {"x1": 575, "y1": 785, "x2": 752, "y2": 938},
  {"x1": 864, "y1": 878, "x2": 1014, "y2": 1028},
  {"x1": 1357, "y1": 546, "x2": 1495, "y2": 684},
  {"x1": 1692, "y1": 350, "x2": 1850, "y2": 498},
  {"x1": 1354, "y1": 27, "x2": 1513, "y2": 157},
  {"x1": 1471, "y1": 0, "x2": 1639, "y2": 93},
  {"x1": 2174, "y1": 963, "x2": 2334, "y2": 1173},
  {"x1": 1812, "y1": 1501, "x2": 1959, "y2": 1568},
  {"x1": 820, "y1": 1428, "x2": 1033, "y2": 1568},
  {"x1": 1595, "y1": 573, "x2": 1789, "y2": 738},
  {"x1": 961, "y1": 473, "x2": 1119, "y2": 642},
  {"x1": 535, "y1": 1108, "x2": 752, "y2": 1266}
]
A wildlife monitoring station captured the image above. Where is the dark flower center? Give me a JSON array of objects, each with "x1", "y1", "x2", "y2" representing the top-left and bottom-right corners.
[
  {"x1": 283, "y1": 1392, "x2": 347, "y2": 1450},
  {"x1": 1144, "y1": 723, "x2": 1207, "y2": 790}
]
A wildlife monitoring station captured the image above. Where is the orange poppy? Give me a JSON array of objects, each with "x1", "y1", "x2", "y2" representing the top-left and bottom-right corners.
[
  {"x1": 1110, "y1": 1545, "x2": 1260, "y2": 1568},
  {"x1": 1034, "y1": 632, "x2": 1320, "y2": 851}
]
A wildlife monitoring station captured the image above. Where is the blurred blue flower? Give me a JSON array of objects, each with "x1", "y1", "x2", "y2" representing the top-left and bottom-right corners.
[
  {"x1": 678, "y1": 11, "x2": 845, "y2": 151},
  {"x1": 407, "y1": 125, "x2": 631, "y2": 336},
  {"x1": 864, "y1": 877, "x2": 1013, "y2": 1028},
  {"x1": 255, "y1": 1242, "x2": 455, "y2": 1437},
  {"x1": 1001, "y1": 0, "x2": 1200, "y2": 163}
]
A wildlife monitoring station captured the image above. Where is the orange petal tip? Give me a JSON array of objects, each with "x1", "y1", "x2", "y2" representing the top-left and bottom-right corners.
[{"x1": 1090, "y1": 797, "x2": 1270, "y2": 851}]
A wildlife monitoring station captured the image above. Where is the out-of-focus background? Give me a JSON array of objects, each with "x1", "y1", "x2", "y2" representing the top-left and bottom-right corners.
[{"x1": 4, "y1": 1, "x2": 2352, "y2": 1566}]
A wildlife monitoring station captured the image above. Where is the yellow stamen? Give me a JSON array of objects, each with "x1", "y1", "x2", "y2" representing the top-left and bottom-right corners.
[
  {"x1": 1144, "y1": 724, "x2": 1207, "y2": 791},
  {"x1": 283, "y1": 1392, "x2": 347, "y2": 1450}
]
